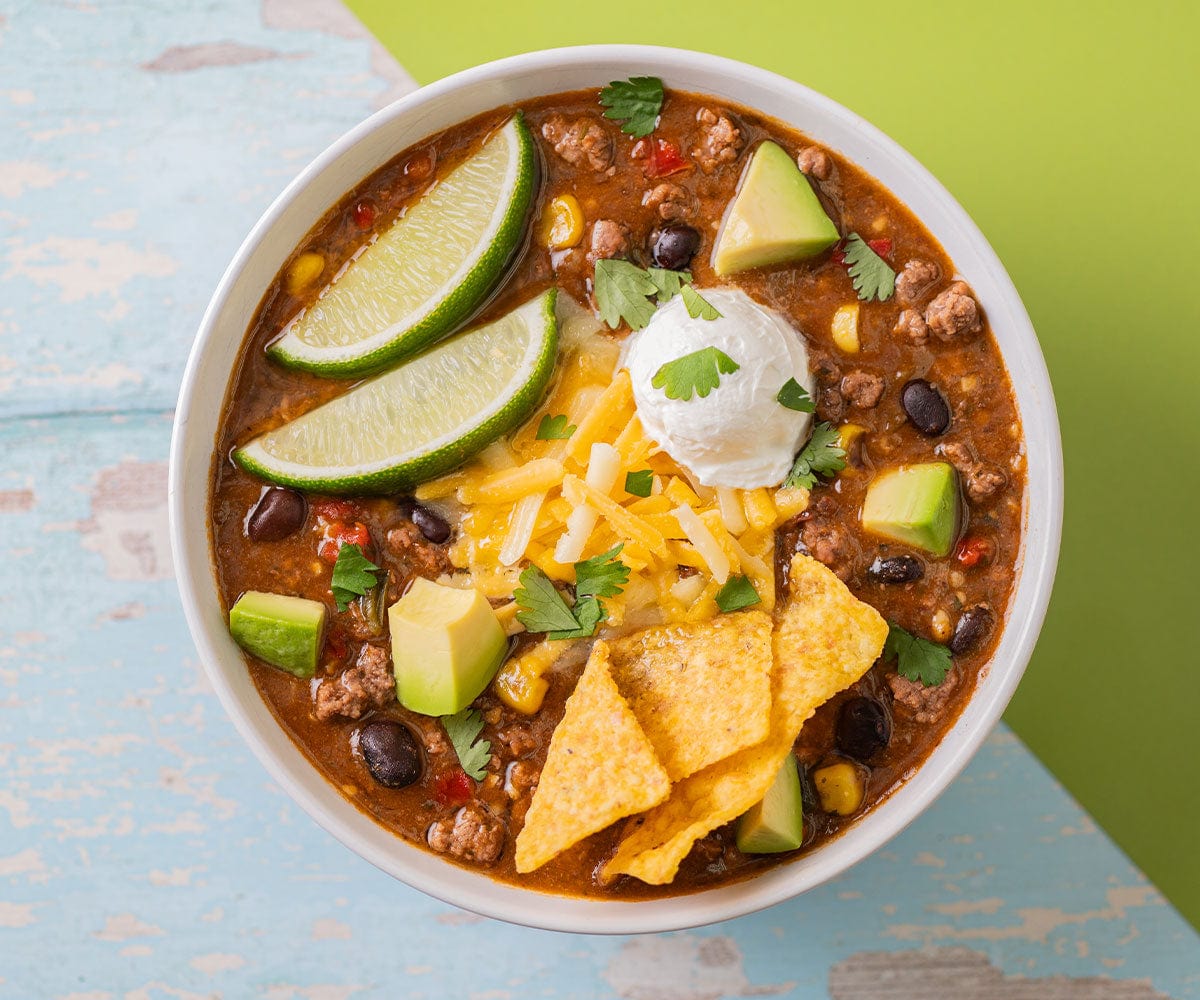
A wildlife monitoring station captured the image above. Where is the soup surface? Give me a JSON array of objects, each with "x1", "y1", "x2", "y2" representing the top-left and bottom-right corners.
[{"x1": 211, "y1": 85, "x2": 1025, "y2": 899}]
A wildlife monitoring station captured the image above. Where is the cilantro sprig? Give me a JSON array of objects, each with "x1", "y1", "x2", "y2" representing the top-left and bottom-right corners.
[
  {"x1": 330, "y1": 543, "x2": 380, "y2": 612},
  {"x1": 783, "y1": 421, "x2": 847, "y2": 490},
  {"x1": 776, "y1": 377, "x2": 815, "y2": 413},
  {"x1": 843, "y1": 233, "x2": 896, "y2": 302},
  {"x1": 624, "y1": 469, "x2": 654, "y2": 498},
  {"x1": 885, "y1": 622, "x2": 952, "y2": 687},
  {"x1": 715, "y1": 575, "x2": 761, "y2": 613},
  {"x1": 593, "y1": 260, "x2": 720, "y2": 331},
  {"x1": 514, "y1": 545, "x2": 629, "y2": 640},
  {"x1": 441, "y1": 708, "x2": 491, "y2": 781},
  {"x1": 652, "y1": 346, "x2": 740, "y2": 401},
  {"x1": 598, "y1": 76, "x2": 664, "y2": 138},
  {"x1": 536, "y1": 413, "x2": 576, "y2": 440}
]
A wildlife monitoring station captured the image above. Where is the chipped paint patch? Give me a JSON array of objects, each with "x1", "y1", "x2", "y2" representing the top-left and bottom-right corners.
[
  {"x1": 3, "y1": 236, "x2": 177, "y2": 302},
  {"x1": 75, "y1": 460, "x2": 171, "y2": 580},
  {"x1": 603, "y1": 934, "x2": 795, "y2": 1000},
  {"x1": 93, "y1": 913, "x2": 164, "y2": 942},
  {"x1": 829, "y1": 946, "x2": 1171, "y2": 999},
  {"x1": 261, "y1": 987, "x2": 367, "y2": 1000},
  {"x1": 0, "y1": 160, "x2": 68, "y2": 198},
  {"x1": 189, "y1": 952, "x2": 247, "y2": 975},
  {"x1": 0, "y1": 900, "x2": 37, "y2": 926},
  {"x1": 141, "y1": 41, "x2": 303, "y2": 72},
  {"x1": 928, "y1": 897, "x2": 1006, "y2": 917},
  {"x1": 0, "y1": 847, "x2": 46, "y2": 878},
  {"x1": 0, "y1": 489, "x2": 34, "y2": 512},
  {"x1": 888, "y1": 885, "x2": 1163, "y2": 944},
  {"x1": 311, "y1": 918, "x2": 353, "y2": 940}
]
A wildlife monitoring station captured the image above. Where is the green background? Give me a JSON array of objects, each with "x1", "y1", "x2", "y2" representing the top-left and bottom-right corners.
[{"x1": 347, "y1": 0, "x2": 1200, "y2": 925}]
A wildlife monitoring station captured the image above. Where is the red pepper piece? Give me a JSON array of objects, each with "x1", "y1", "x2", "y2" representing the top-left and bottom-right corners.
[
  {"x1": 954, "y1": 534, "x2": 994, "y2": 568},
  {"x1": 352, "y1": 200, "x2": 376, "y2": 230},
  {"x1": 637, "y1": 138, "x2": 690, "y2": 179},
  {"x1": 317, "y1": 521, "x2": 371, "y2": 564},
  {"x1": 435, "y1": 770, "x2": 474, "y2": 807},
  {"x1": 831, "y1": 239, "x2": 847, "y2": 266},
  {"x1": 324, "y1": 629, "x2": 348, "y2": 664},
  {"x1": 868, "y1": 238, "x2": 893, "y2": 258},
  {"x1": 312, "y1": 499, "x2": 358, "y2": 522}
]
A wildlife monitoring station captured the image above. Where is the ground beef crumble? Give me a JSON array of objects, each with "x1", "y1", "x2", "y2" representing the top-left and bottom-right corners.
[
  {"x1": 427, "y1": 803, "x2": 506, "y2": 864},
  {"x1": 313, "y1": 644, "x2": 394, "y2": 721},
  {"x1": 385, "y1": 522, "x2": 451, "y2": 578},
  {"x1": 693, "y1": 107, "x2": 744, "y2": 173},
  {"x1": 588, "y1": 219, "x2": 631, "y2": 263},
  {"x1": 941, "y1": 441, "x2": 1008, "y2": 503},
  {"x1": 540, "y1": 115, "x2": 613, "y2": 172},
  {"x1": 925, "y1": 281, "x2": 983, "y2": 341},
  {"x1": 889, "y1": 668, "x2": 960, "y2": 724}
]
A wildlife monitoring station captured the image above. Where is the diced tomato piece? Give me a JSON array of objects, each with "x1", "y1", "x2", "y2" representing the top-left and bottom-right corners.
[
  {"x1": 317, "y1": 520, "x2": 370, "y2": 564},
  {"x1": 830, "y1": 239, "x2": 847, "y2": 266},
  {"x1": 954, "y1": 534, "x2": 994, "y2": 568},
  {"x1": 324, "y1": 629, "x2": 348, "y2": 663},
  {"x1": 868, "y1": 238, "x2": 893, "y2": 258},
  {"x1": 312, "y1": 498, "x2": 358, "y2": 522},
  {"x1": 435, "y1": 770, "x2": 474, "y2": 807},
  {"x1": 640, "y1": 138, "x2": 690, "y2": 179},
  {"x1": 352, "y1": 200, "x2": 376, "y2": 229}
]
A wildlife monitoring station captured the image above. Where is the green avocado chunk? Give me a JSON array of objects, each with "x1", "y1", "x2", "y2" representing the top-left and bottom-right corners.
[
  {"x1": 712, "y1": 141, "x2": 840, "y2": 276},
  {"x1": 737, "y1": 755, "x2": 805, "y2": 854},
  {"x1": 229, "y1": 591, "x2": 327, "y2": 678},
  {"x1": 388, "y1": 577, "x2": 507, "y2": 716},
  {"x1": 861, "y1": 462, "x2": 961, "y2": 557}
]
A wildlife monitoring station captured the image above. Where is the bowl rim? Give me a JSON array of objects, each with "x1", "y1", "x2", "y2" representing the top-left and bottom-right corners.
[{"x1": 169, "y1": 42, "x2": 1063, "y2": 935}]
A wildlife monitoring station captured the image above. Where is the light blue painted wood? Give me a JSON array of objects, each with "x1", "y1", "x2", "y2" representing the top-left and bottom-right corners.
[{"x1": 1, "y1": 2, "x2": 1197, "y2": 997}]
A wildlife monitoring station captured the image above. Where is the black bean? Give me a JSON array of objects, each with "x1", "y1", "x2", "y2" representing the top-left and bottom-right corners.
[
  {"x1": 394, "y1": 496, "x2": 417, "y2": 520},
  {"x1": 410, "y1": 504, "x2": 451, "y2": 544},
  {"x1": 650, "y1": 223, "x2": 702, "y2": 271},
  {"x1": 868, "y1": 555, "x2": 924, "y2": 584},
  {"x1": 246, "y1": 487, "x2": 306, "y2": 542},
  {"x1": 358, "y1": 720, "x2": 423, "y2": 788},
  {"x1": 836, "y1": 697, "x2": 892, "y2": 762},
  {"x1": 901, "y1": 378, "x2": 951, "y2": 436},
  {"x1": 949, "y1": 605, "x2": 995, "y2": 656}
]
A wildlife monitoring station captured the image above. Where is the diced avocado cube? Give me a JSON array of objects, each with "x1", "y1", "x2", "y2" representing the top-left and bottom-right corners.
[
  {"x1": 389, "y1": 578, "x2": 507, "y2": 716},
  {"x1": 712, "y1": 141, "x2": 840, "y2": 276},
  {"x1": 229, "y1": 591, "x2": 327, "y2": 678},
  {"x1": 861, "y1": 462, "x2": 961, "y2": 557},
  {"x1": 736, "y1": 755, "x2": 804, "y2": 854}
]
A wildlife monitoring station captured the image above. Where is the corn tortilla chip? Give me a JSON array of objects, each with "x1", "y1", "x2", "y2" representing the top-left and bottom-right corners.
[
  {"x1": 607, "y1": 612, "x2": 773, "y2": 782},
  {"x1": 602, "y1": 554, "x2": 887, "y2": 884},
  {"x1": 515, "y1": 641, "x2": 670, "y2": 873}
]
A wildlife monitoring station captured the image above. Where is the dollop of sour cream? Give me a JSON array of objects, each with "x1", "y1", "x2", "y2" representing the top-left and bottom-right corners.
[{"x1": 623, "y1": 288, "x2": 814, "y2": 489}]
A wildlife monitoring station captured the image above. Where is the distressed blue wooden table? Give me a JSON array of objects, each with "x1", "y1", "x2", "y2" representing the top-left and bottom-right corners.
[{"x1": 1, "y1": 2, "x2": 1197, "y2": 997}]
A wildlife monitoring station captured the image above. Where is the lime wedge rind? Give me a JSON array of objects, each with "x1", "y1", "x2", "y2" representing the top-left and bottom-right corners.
[
  {"x1": 235, "y1": 289, "x2": 558, "y2": 494},
  {"x1": 267, "y1": 114, "x2": 537, "y2": 378}
]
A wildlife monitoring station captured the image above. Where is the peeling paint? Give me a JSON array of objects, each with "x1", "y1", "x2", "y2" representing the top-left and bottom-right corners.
[
  {"x1": 603, "y1": 935, "x2": 794, "y2": 1000},
  {"x1": 0, "y1": 160, "x2": 67, "y2": 198},
  {"x1": 93, "y1": 913, "x2": 164, "y2": 942},
  {"x1": 3, "y1": 236, "x2": 178, "y2": 303},
  {"x1": 829, "y1": 947, "x2": 1171, "y2": 999},
  {"x1": 141, "y1": 41, "x2": 304, "y2": 72}
]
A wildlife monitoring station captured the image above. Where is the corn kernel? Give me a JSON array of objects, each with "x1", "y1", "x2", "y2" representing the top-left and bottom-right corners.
[
  {"x1": 836, "y1": 423, "x2": 867, "y2": 452},
  {"x1": 493, "y1": 657, "x2": 550, "y2": 715},
  {"x1": 537, "y1": 194, "x2": 585, "y2": 250},
  {"x1": 831, "y1": 302, "x2": 860, "y2": 353},
  {"x1": 814, "y1": 762, "x2": 865, "y2": 816},
  {"x1": 286, "y1": 251, "x2": 325, "y2": 295},
  {"x1": 931, "y1": 609, "x2": 952, "y2": 642}
]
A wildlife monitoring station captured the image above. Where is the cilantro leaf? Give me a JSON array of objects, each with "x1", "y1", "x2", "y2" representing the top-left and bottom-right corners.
[
  {"x1": 536, "y1": 413, "x2": 576, "y2": 440},
  {"x1": 843, "y1": 233, "x2": 896, "y2": 302},
  {"x1": 598, "y1": 76, "x2": 664, "y2": 138},
  {"x1": 624, "y1": 469, "x2": 654, "y2": 497},
  {"x1": 547, "y1": 596, "x2": 606, "y2": 640},
  {"x1": 651, "y1": 347, "x2": 740, "y2": 401},
  {"x1": 574, "y1": 544, "x2": 630, "y2": 600},
  {"x1": 680, "y1": 284, "x2": 722, "y2": 320},
  {"x1": 646, "y1": 267, "x2": 691, "y2": 302},
  {"x1": 513, "y1": 566, "x2": 580, "y2": 634},
  {"x1": 330, "y1": 543, "x2": 380, "y2": 612},
  {"x1": 783, "y1": 421, "x2": 847, "y2": 490},
  {"x1": 885, "y1": 621, "x2": 952, "y2": 687},
  {"x1": 594, "y1": 258, "x2": 659, "y2": 330},
  {"x1": 441, "y1": 708, "x2": 491, "y2": 781},
  {"x1": 714, "y1": 575, "x2": 761, "y2": 613},
  {"x1": 776, "y1": 377, "x2": 815, "y2": 413}
]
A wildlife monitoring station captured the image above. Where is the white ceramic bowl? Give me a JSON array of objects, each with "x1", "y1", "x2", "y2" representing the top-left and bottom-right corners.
[{"x1": 169, "y1": 44, "x2": 1063, "y2": 934}]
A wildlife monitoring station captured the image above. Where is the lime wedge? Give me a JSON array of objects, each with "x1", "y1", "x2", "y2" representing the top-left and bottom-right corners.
[
  {"x1": 236, "y1": 289, "x2": 558, "y2": 493},
  {"x1": 269, "y1": 114, "x2": 537, "y2": 377}
]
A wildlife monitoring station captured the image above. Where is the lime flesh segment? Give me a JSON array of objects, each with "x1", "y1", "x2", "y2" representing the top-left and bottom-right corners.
[
  {"x1": 236, "y1": 289, "x2": 558, "y2": 494},
  {"x1": 269, "y1": 114, "x2": 536, "y2": 377}
]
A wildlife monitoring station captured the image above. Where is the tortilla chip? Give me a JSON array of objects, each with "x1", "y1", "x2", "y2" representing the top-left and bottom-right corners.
[
  {"x1": 602, "y1": 554, "x2": 887, "y2": 884},
  {"x1": 607, "y1": 611, "x2": 773, "y2": 781},
  {"x1": 514, "y1": 641, "x2": 670, "y2": 873}
]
